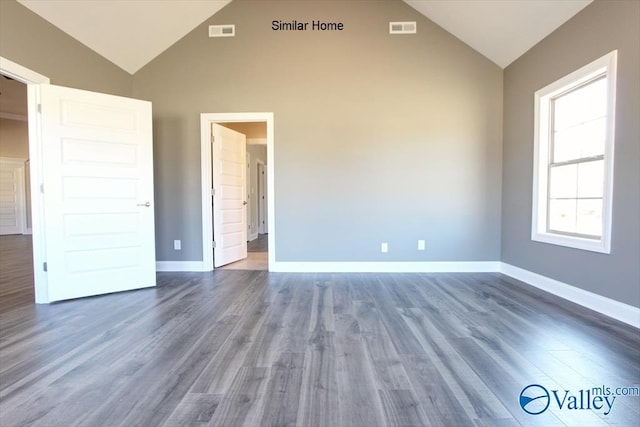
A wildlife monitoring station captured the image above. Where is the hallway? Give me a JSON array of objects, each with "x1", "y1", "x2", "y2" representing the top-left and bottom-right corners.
[{"x1": 219, "y1": 234, "x2": 268, "y2": 271}]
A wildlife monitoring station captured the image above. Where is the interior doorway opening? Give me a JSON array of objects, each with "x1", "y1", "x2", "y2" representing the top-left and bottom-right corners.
[
  {"x1": 0, "y1": 57, "x2": 49, "y2": 303},
  {"x1": 218, "y1": 122, "x2": 268, "y2": 271},
  {"x1": 0, "y1": 75, "x2": 34, "y2": 305},
  {"x1": 1, "y1": 57, "x2": 157, "y2": 304},
  {"x1": 200, "y1": 113, "x2": 274, "y2": 272}
]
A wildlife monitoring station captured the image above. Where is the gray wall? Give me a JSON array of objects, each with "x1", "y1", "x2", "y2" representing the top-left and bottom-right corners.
[
  {"x1": 0, "y1": 118, "x2": 29, "y2": 158},
  {"x1": 133, "y1": 0, "x2": 503, "y2": 263},
  {"x1": 502, "y1": 0, "x2": 640, "y2": 307},
  {"x1": 0, "y1": 0, "x2": 132, "y2": 97}
]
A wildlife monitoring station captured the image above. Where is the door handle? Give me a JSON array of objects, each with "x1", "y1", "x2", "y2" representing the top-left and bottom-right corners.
[
  {"x1": 137, "y1": 202, "x2": 151, "y2": 207},
  {"x1": 243, "y1": 201, "x2": 248, "y2": 205}
]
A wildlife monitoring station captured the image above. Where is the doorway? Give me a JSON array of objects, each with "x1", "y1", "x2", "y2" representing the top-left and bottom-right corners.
[
  {"x1": 0, "y1": 75, "x2": 32, "y2": 305},
  {"x1": 219, "y1": 122, "x2": 267, "y2": 270},
  {"x1": 1, "y1": 57, "x2": 157, "y2": 303},
  {"x1": 0, "y1": 57, "x2": 49, "y2": 302},
  {"x1": 200, "y1": 113, "x2": 274, "y2": 272}
]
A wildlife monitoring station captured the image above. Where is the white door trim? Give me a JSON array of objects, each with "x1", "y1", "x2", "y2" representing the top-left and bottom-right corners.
[
  {"x1": 0, "y1": 56, "x2": 50, "y2": 303},
  {"x1": 200, "y1": 112, "x2": 274, "y2": 271},
  {"x1": 0, "y1": 57, "x2": 49, "y2": 84}
]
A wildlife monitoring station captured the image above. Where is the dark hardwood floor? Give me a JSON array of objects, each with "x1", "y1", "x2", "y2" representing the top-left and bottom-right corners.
[
  {"x1": 248, "y1": 234, "x2": 268, "y2": 253},
  {"x1": 1, "y1": 235, "x2": 639, "y2": 426}
]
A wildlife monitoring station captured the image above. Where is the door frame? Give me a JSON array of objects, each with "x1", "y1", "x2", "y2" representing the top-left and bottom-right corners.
[
  {"x1": 200, "y1": 113, "x2": 274, "y2": 271},
  {"x1": 0, "y1": 57, "x2": 49, "y2": 303}
]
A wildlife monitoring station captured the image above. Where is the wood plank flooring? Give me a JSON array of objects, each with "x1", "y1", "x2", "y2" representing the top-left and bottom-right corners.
[
  {"x1": 1, "y1": 235, "x2": 639, "y2": 426},
  {"x1": 219, "y1": 252, "x2": 268, "y2": 271},
  {"x1": 248, "y1": 234, "x2": 268, "y2": 253},
  {"x1": 220, "y1": 234, "x2": 268, "y2": 270}
]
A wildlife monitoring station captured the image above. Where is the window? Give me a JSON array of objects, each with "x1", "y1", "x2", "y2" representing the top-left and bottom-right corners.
[{"x1": 532, "y1": 51, "x2": 617, "y2": 253}]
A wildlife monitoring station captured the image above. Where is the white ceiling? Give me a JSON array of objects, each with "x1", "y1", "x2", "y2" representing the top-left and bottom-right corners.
[
  {"x1": 404, "y1": 0, "x2": 592, "y2": 68},
  {"x1": 17, "y1": 0, "x2": 232, "y2": 75},
  {"x1": 13, "y1": 0, "x2": 592, "y2": 74}
]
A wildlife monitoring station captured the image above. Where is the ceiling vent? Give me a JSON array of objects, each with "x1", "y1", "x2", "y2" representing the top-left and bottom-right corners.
[
  {"x1": 209, "y1": 24, "x2": 235, "y2": 37},
  {"x1": 389, "y1": 21, "x2": 416, "y2": 34}
]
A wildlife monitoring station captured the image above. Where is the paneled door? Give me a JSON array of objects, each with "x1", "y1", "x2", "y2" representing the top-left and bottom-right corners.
[
  {"x1": 39, "y1": 84, "x2": 155, "y2": 301},
  {"x1": 211, "y1": 123, "x2": 247, "y2": 267},
  {"x1": 0, "y1": 158, "x2": 26, "y2": 235}
]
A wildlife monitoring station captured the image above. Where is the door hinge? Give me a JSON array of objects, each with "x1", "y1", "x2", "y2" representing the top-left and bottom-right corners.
[
  {"x1": 211, "y1": 188, "x2": 215, "y2": 196},
  {"x1": 211, "y1": 133, "x2": 214, "y2": 144},
  {"x1": 213, "y1": 241, "x2": 216, "y2": 248},
  {"x1": 40, "y1": 184, "x2": 44, "y2": 194},
  {"x1": 37, "y1": 104, "x2": 42, "y2": 114},
  {"x1": 43, "y1": 262, "x2": 47, "y2": 272}
]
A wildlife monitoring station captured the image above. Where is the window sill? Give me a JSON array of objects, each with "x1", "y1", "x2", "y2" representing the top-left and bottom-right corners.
[{"x1": 531, "y1": 231, "x2": 610, "y2": 254}]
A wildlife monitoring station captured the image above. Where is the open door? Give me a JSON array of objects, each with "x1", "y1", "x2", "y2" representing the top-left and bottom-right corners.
[
  {"x1": 38, "y1": 84, "x2": 155, "y2": 302},
  {"x1": 212, "y1": 124, "x2": 247, "y2": 267}
]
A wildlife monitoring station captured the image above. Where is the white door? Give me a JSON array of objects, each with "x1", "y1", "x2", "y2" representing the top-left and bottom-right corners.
[
  {"x1": 39, "y1": 84, "x2": 155, "y2": 302},
  {"x1": 0, "y1": 158, "x2": 26, "y2": 235},
  {"x1": 212, "y1": 124, "x2": 247, "y2": 267}
]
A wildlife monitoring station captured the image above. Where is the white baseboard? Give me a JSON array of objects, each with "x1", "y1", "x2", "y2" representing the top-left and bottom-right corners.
[
  {"x1": 500, "y1": 263, "x2": 640, "y2": 329},
  {"x1": 23, "y1": 228, "x2": 32, "y2": 235},
  {"x1": 248, "y1": 232, "x2": 259, "y2": 241},
  {"x1": 270, "y1": 261, "x2": 501, "y2": 273},
  {"x1": 156, "y1": 261, "x2": 210, "y2": 272}
]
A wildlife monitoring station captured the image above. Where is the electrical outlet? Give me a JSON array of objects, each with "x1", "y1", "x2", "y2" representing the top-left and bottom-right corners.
[
  {"x1": 418, "y1": 239, "x2": 426, "y2": 251},
  {"x1": 381, "y1": 242, "x2": 388, "y2": 253},
  {"x1": 174, "y1": 240, "x2": 181, "y2": 250}
]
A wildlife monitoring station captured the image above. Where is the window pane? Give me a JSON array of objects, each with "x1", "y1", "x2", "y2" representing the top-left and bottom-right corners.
[
  {"x1": 549, "y1": 164, "x2": 577, "y2": 199},
  {"x1": 553, "y1": 117, "x2": 606, "y2": 162},
  {"x1": 554, "y1": 77, "x2": 607, "y2": 131},
  {"x1": 579, "y1": 117, "x2": 606, "y2": 158},
  {"x1": 576, "y1": 199, "x2": 602, "y2": 237},
  {"x1": 577, "y1": 160, "x2": 604, "y2": 198},
  {"x1": 549, "y1": 199, "x2": 576, "y2": 234}
]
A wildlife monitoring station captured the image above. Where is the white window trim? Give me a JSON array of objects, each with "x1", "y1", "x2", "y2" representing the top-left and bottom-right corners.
[{"x1": 532, "y1": 50, "x2": 617, "y2": 254}]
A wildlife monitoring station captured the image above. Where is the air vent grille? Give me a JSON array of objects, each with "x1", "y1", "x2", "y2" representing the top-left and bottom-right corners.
[
  {"x1": 209, "y1": 24, "x2": 235, "y2": 37},
  {"x1": 389, "y1": 21, "x2": 416, "y2": 34}
]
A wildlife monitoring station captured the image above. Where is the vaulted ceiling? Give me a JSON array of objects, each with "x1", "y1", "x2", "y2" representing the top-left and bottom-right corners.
[{"x1": 16, "y1": 0, "x2": 593, "y2": 74}]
